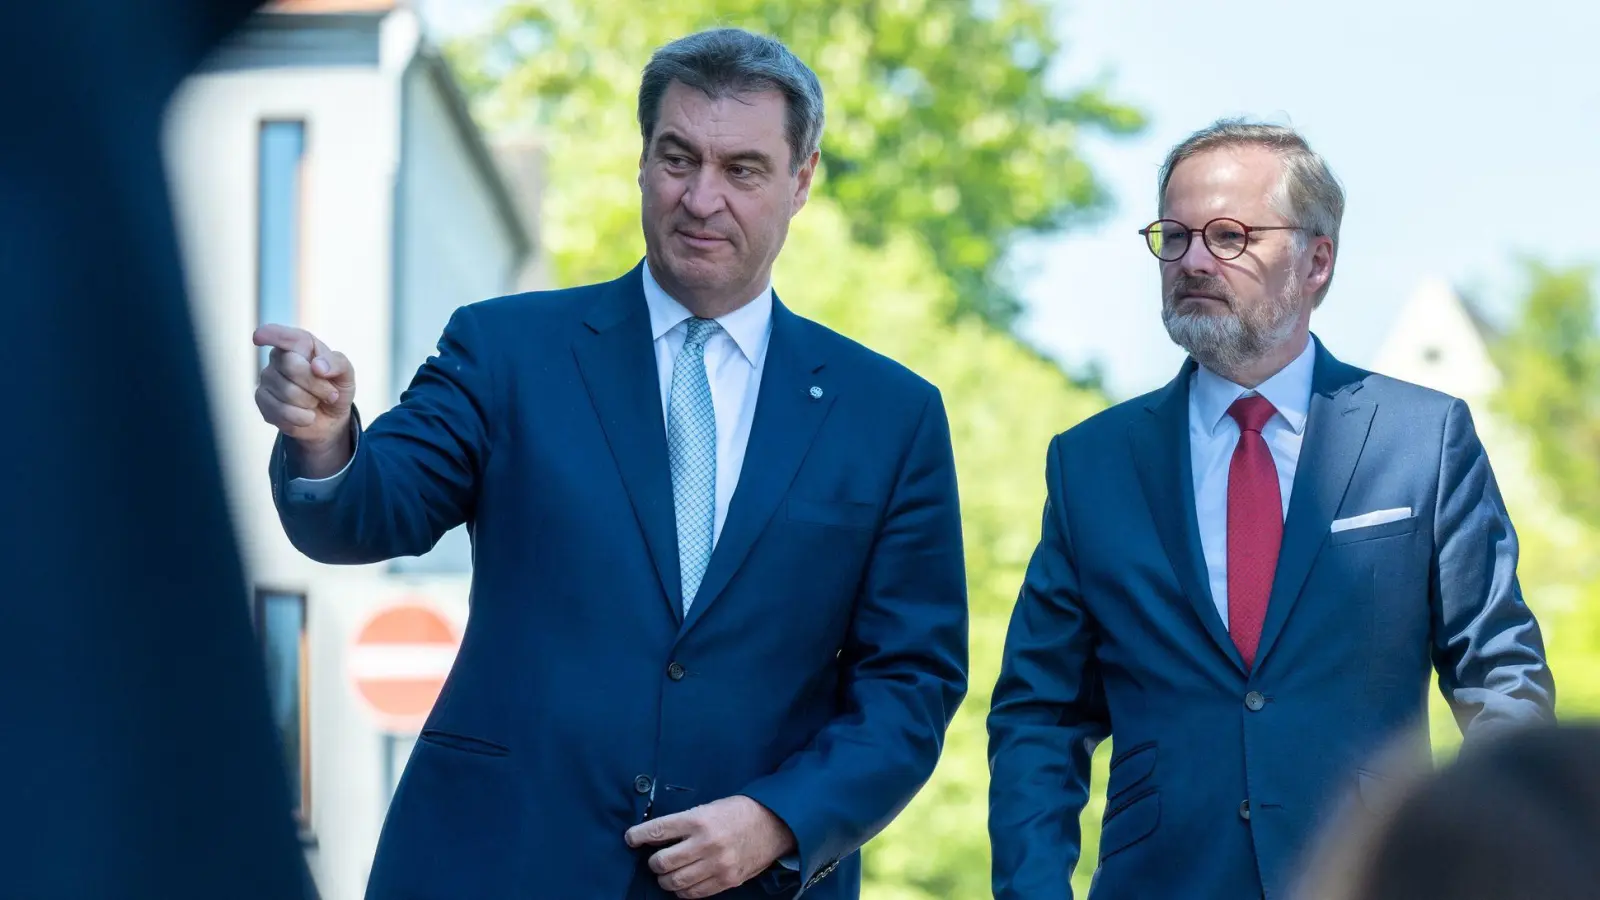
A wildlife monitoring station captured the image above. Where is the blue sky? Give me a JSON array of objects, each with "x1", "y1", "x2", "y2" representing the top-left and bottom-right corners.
[
  {"x1": 417, "y1": 0, "x2": 1600, "y2": 399},
  {"x1": 1015, "y1": 0, "x2": 1600, "y2": 398}
]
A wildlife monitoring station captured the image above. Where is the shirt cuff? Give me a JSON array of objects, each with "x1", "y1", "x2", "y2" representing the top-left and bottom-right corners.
[{"x1": 777, "y1": 854, "x2": 798, "y2": 871}]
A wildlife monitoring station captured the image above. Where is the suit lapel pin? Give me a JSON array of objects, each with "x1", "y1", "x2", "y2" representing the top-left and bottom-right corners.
[{"x1": 809, "y1": 386, "x2": 824, "y2": 400}]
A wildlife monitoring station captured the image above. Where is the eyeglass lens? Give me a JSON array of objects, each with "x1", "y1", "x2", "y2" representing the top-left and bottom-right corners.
[{"x1": 1146, "y1": 218, "x2": 1250, "y2": 261}]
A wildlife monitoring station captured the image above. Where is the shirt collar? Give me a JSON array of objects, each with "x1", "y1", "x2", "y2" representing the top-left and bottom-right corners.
[
  {"x1": 641, "y1": 259, "x2": 772, "y2": 368},
  {"x1": 1191, "y1": 335, "x2": 1316, "y2": 436}
]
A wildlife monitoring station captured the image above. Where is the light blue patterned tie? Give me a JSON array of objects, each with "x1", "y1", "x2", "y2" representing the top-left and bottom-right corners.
[{"x1": 668, "y1": 317, "x2": 720, "y2": 614}]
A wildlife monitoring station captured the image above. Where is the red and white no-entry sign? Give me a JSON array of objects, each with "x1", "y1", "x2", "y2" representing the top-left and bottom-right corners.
[{"x1": 347, "y1": 601, "x2": 460, "y2": 733}]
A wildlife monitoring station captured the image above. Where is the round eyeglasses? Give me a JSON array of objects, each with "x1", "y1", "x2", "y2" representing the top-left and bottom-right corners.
[{"x1": 1138, "y1": 217, "x2": 1308, "y2": 262}]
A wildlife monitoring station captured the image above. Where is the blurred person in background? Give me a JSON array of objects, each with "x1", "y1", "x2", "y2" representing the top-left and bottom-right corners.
[
  {"x1": 252, "y1": 26, "x2": 967, "y2": 900},
  {"x1": 986, "y1": 119, "x2": 1555, "y2": 899},
  {"x1": 2, "y1": 0, "x2": 315, "y2": 897},
  {"x1": 1297, "y1": 722, "x2": 1600, "y2": 900}
]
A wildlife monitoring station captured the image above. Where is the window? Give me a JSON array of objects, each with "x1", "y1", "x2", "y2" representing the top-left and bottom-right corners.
[
  {"x1": 256, "y1": 589, "x2": 310, "y2": 825},
  {"x1": 257, "y1": 120, "x2": 306, "y2": 369}
]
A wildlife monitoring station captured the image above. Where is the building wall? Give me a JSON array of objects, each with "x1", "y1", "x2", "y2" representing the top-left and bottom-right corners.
[
  {"x1": 160, "y1": 25, "x2": 515, "y2": 897},
  {"x1": 163, "y1": 64, "x2": 398, "y2": 573},
  {"x1": 388, "y1": 57, "x2": 525, "y2": 574},
  {"x1": 492, "y1": 138, "x2": 553, "y2": 292},
  {"x1": 1371, "y1": 277, "x2": 1501, "y2": 411}
]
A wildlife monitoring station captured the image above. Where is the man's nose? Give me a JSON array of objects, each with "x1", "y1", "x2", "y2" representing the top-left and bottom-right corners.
[
  {"x1": 1177, "y1": 229, "x2": 1220, "y2": 276},
  {"x1": 680, "y1": 169, "x2": 726, "y2": 220}
]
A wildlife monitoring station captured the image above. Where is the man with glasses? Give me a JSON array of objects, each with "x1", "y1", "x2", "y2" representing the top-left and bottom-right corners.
[{"x1": 987, "y1": 119, "x2": 1555, "y2": 899}]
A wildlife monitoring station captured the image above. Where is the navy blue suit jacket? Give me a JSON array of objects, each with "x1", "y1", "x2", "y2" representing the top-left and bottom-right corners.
[
  {"x1": 987, "y1": 341, "x2": 1554, "y2": 900},
  {"x1": 3, "y1": 1, "x2": 315, "y2": 896},
  {"x1": 272, "y1": 263, "x2": 968, "y2": 899}
]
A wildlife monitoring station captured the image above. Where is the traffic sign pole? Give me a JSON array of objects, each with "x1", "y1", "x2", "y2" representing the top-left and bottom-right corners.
[{"x1": 382, "y1": 732, "x2": 397, "y2": 807}]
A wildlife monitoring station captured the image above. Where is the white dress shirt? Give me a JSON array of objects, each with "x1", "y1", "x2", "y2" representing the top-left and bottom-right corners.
[
  {"x1": 1188, "y1": 336, "x2": 1316, "y2": 627},
  {"x1": 288, "y1": 262, "x2": 773, "y2": 551},
  {"x1": 642, "y1": 261, "x2": 771, "y2": 545}
]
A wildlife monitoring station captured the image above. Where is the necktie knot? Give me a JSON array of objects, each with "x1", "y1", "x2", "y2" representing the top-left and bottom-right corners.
[
  {"x1": 683, "y1": 317, "x2": 721, "y2": 351},
  {"x1": 1228, "y1": 394, "x2": 1277, "y2": 435}
]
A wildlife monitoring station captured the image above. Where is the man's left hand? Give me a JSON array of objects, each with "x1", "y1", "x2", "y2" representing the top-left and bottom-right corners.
[{"x1": 624, "y1": 795, "x2": 797, "y2": 898}]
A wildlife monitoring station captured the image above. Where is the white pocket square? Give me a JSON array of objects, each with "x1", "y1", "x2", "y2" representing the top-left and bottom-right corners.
[{"x1": 1331, "y1": 507, "x2": 1413, "y2": 533}]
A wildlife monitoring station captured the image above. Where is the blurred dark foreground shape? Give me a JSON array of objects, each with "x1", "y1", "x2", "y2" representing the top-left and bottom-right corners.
[
  {"x1": 0, "y1": 0, "x2": 314, "y2": 896},
  {"x1": 1299, "y1": 722, "x2": 1600, "y2": 900}
]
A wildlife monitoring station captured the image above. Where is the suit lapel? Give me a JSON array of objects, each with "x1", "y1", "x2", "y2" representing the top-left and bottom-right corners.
[
  {"x1": 571, "y1": 264, "x2": 684, "y2": 622},
  {"x1": 680, "y1": 297, "x2": 833, "y2": 634},
  {"x1": 1253, "y1": 341, "x2": 1374, "y2": 671},
  {"x1": 1129, "y1": 362, "x2": 1247, "y2": 674}
]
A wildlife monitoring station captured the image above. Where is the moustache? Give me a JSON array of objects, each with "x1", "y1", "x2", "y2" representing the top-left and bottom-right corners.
[{"x1": 1167, "y1": 276, "x2": 1234, "y2": 307}]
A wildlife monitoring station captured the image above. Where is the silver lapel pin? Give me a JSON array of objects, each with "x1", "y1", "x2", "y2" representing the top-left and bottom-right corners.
[{"x1": 809, "y1": 386, "x2": 824, "y2": 400}]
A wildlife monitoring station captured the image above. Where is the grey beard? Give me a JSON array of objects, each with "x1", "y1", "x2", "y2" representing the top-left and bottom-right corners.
[{"x1": 1162, "y1": 284, "x2": 1300, "y2": 380}]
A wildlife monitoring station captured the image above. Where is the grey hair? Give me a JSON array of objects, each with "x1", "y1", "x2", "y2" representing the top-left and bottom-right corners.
[
  {"x1": 1158, "y1": 118, "x2": 1345, "y2": 305},
  {"x1": 637, "y1": 28, "x2": 825, "y2": 175}
]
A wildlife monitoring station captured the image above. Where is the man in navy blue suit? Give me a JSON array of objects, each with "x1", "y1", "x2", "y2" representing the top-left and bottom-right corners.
[
  {"x1": 986, "y1": 120, "x2": 1555, "y2": 899},
  {"x1": 253, "y1": 27, "x2": 967, "y2": 900}
]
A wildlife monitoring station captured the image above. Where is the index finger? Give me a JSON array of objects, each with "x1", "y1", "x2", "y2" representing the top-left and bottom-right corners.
[
  {"x1": 253, "y1": 324, "x2": 314, "y2": 357},
  {"x1": 625, "y1": 811, "x2": 694, "y2": 848}
]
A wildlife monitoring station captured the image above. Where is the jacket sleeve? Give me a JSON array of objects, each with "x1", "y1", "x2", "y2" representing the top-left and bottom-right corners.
[
  {"x1": 270, "y1": 304, "x2": 495, "y2": 564},
  {"x1": 1430, "y1": 397, "x2": 1556, "y2": 738},
  {"x1": 986, "y1": 433, "x2": 1108, "y2": 899},
  {"x1": 740, "y1": 389, "x2": 969, "y2": 895}
]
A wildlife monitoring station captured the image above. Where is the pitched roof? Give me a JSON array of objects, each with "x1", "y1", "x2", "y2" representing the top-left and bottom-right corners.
[{"x1": 1458, "y1": 292, "x2": 1503, "y2": 343}]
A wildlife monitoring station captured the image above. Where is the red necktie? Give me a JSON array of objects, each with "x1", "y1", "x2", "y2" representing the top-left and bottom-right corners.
[{"x1": 1227, "y1": 394, "x2": 1282, "y2": 670}]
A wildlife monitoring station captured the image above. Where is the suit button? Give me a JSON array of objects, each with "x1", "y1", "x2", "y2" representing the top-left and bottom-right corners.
[
  {"x1": 634, "y1": 775, "x2": 653, "y2": 795},
  {"x1": 667, "y1": 662, "x2": 686, "y2": 681},
  {"x1": 1239, "y1": 799, "x2": 1251, "y2": 820},
  {"x1": 1245, "y1": 691, "x2": 1265, "y2": 711}
]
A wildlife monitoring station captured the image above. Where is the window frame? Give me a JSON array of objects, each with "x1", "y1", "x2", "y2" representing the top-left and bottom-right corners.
[{"x1": 252, "y1": 586, "x2": 311, "y2": 830}]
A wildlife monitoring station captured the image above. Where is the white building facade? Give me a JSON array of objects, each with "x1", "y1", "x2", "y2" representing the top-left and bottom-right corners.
[{"x1": 161, "y1": 3, "x2": 537, "y2": 896}]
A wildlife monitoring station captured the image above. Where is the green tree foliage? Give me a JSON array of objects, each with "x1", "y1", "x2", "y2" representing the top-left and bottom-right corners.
[
  {"x1": 1490, "y1": 260, "x2": 1600, "y2": 533},
  {"x1": 449, "y1": 0, "x2": 1143, "y2": 328},
  {"x1": 1486, "y1": 260, "x2": 1600, "y2": 723}
]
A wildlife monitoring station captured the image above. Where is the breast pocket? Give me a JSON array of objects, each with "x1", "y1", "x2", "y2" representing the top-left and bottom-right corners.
[
  {"x1": 785, "y1": 497, "x2": 879, "y2": 531},
  {"x1": 1327, "y1": 513, "x2": 1420, "y2": 546}
]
